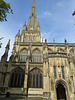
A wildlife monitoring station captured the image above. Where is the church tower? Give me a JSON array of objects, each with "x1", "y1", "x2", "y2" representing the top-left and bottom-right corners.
[{"x1": 18, "y1": 0, "x2": 41, "y2": 43}]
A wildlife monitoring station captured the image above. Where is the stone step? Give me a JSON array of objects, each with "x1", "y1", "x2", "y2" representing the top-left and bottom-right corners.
[{"x1": 26, "y1": 97, "x2": 43, "y2": 100}]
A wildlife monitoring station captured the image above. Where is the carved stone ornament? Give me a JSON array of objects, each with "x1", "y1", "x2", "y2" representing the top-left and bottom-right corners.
[{"x1": 43, "y1": 98, "x2": 49, "y2": 100}]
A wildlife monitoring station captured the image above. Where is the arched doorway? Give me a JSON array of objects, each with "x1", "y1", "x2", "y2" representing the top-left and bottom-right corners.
[{"x1": 56, "y1": 83, "x2": 67, "y2": 100}]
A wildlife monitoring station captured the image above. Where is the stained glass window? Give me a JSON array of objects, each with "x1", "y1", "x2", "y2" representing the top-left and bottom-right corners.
[
  {"x1": 19, "y1": 49, "x2": 28, "y2": 62},
  {"x1": 28, "y1": 69, "x2": 43, "y2": 88},
  {"x1": 61, "y1": 66, "x2": 65, "y2": 79},
  {"x1": 9, "y1": 68, "x2": 25, "y2": 87},
  {"x1": 54, "y1": 66, "x2": 57, "y2": 79}
]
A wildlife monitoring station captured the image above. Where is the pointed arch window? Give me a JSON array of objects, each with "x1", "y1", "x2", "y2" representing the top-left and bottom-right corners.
[
  {"x1": 28, "y1": 69, "x2": 43, "y2": 88},
  {"x1": 61, "y1": 66, "x2": 65, "y2": 79},
  {"x1": 19, "y1": 49, "x2": 28, "y2": 62},
  {"x1": 9, "y1": 67, "x2": 25, "y2": 88},
  {"x1": 54, "y1": 66, "x2": 57, "y2": 79},
  {"x1": 32, "y1": 49, "x2": 42, "y2": 63}
]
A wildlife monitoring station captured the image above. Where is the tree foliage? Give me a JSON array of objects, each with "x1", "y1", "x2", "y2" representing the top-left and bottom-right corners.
[{"x1": 0, "y1": 0, "x2": 13, "y2": 22}]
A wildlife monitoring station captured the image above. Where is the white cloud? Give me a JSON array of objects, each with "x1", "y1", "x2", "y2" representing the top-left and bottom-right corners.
[
  {"x1": 41, "y1": 32, "x2": 51, "y2": 42},
  {"x1": 38, "y1": 11, "x2": 52, "y2": 18},
  {"x1": 17, "y1": 23, "x2": 23, "y2": 28},
  {"x1": 44, "y1": 11, "x2": 52, "y2": 16},
  {"x1": 56, "y1": 2, "x2": 64, "y2": 7},
  {"x1": 41, "y1": 32, "x2": 51, "y2": 37}
]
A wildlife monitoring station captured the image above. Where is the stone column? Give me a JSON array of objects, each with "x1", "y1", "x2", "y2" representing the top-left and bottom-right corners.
[
  {"x1": 0, "y1": 62, "x2": 4, "y2": 87},
  {"x1": 0, "y1": 73, "x2": 3, "y2": 87},
  {"x1": 73, "y1": 69, "x2": 75, "y2": 100},
  {"x1": 4, "y1": 73, "x2": 11, "y2": 94},
  {"x1": 69, "y1": 59, "x2": 75, "y2": 100},
  {"x1": 4, "y1": 73, "x2": 10, "y2": 87},
  {"x1": 0, "y1": 62, "x2": 2, "y2": 87},
  {"x1": 24, "y1": 73, "x2": 28, "y2": 94},
  {"x1": 43, "y1": 60, "x2": 50, "y2": 100},
  {"x1": 24, "y1": 58, "x2": 30, "y2": 95}
]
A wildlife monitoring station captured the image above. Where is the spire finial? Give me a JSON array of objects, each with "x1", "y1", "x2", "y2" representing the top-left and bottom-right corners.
[
  {"x1": 18, "y1": 30, "x2": 20, "y2": 35},
  {"x1": 38, "y1": 22, "x2": 40, "y2": 26},
  {"x1": 23, "y1": 22, "x2": 27, "y2": 31},
  {"x1": 53, "y1": 38, "x2": 55, "y2": 43},
  {"x1": 45, "y1": 39, "x2": 47, "y2": 43},
  {"x1": 32, "y1": 0, "x2": 35, "y2": 7},
  {"x1": 64, "y1": 38, "x2": 67, "y2": 44},
  {"x1": 25, "y1": 21, "x2": 26, "y2": 25},
  {"x1": 16, "y1": 30, "x2": 20, "y2": 37},
  {"x1": 5, "y1": 39, "x2": 10, "y2": 52},
  {"x1": 1, "y1": 39, "x2": 10, "y2": 62}
]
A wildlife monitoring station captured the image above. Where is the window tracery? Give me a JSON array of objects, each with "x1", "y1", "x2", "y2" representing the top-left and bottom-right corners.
[
  {"x1": 19, "y1": 49, "x2": 28, "y2": 62},
  {"x1": 61, "y1": 66, "x2": 65, "y2": 79},
  {"x1": 32, "y1": 49, "x2": 41, "y2": 63},
  {"x1": 54, "y1": 66, "x2": 57, "y2": 79},
  {"x1": 28, "y1": 69, "x2": 43, "y2": 88},
  {"x1": 9, "y1": 67, "x2": 25, "y2": 88}
]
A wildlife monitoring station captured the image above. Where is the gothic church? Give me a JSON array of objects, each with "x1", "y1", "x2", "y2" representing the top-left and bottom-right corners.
[{"x1": 0, "y1": 0, "x2": 75, "y2": 100}]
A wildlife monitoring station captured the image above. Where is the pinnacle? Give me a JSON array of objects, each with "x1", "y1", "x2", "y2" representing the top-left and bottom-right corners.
[
  {"x1": 33, "y1": 0, "x2": 35, "y2": 3},
  {"x1": 16, "y1": 30, "x2": 20, "y2": 37},
  {"x1": 25, "y1": 21, "x2": 26, "y2": 25},
  {"x1": 38, "y1": 22, "x2": 40, "y2": 26},
  {"x1": 6, "y1": 39, "x2": 10, "y2": 49},
  {"x1": 33, "y1": 0, "x2": 35, "y2": 2},
  {"x1": 24, "y1": 21, "x2": 26, "y2": 26},
  {"x1": 18, "y1": 30, "x2": 20, "y2": 35},
  {"x1": 8, "y1": 39, "x2": 10, "y2": 46}
]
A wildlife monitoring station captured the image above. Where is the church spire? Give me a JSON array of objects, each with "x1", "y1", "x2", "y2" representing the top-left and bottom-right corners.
[
  {"x1": 32, "y1": 0, "x2": 36, "y2": 8},
  {"x1": 27, "y1": 0, "x2": 37, "y2": 31}
]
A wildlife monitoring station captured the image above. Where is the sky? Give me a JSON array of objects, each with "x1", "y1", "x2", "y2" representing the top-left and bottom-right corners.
[{"x1": 0, "y1": 0, "x2": 75, "y2": 60}]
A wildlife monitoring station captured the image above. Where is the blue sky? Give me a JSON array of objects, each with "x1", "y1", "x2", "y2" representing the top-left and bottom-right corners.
[{"x1": 0, "y1": 0, "x2": 75, "y2": 59}]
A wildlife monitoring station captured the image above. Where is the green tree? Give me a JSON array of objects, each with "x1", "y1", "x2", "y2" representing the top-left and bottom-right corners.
[{"x1": 0, "y1": 0, "x2": 13, "y2": 22}]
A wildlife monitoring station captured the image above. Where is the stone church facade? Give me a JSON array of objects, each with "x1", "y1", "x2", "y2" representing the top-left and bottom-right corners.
[{"x1": 0, "y1": 0, "x2": 75, "y2": 100}]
